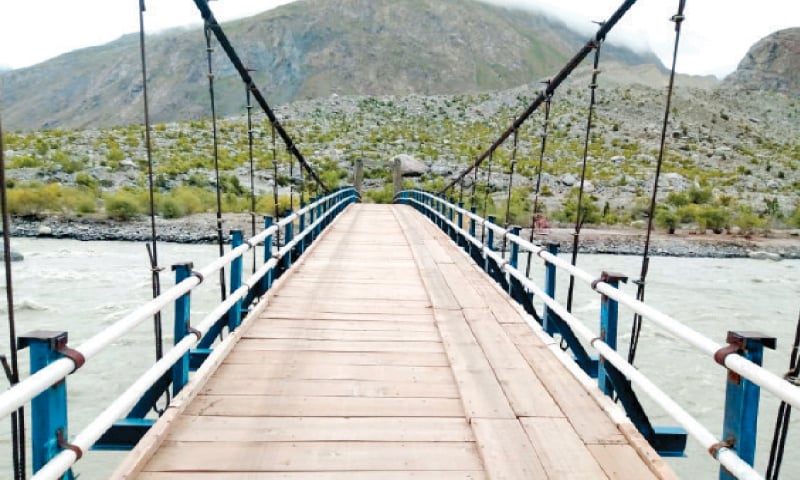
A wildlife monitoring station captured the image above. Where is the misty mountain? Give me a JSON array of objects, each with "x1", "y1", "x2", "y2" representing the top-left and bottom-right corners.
[{"x1": 0, "y1": 0, "x2": 663, "y2": 131}]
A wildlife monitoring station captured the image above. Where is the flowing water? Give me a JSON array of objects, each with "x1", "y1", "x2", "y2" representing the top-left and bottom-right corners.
[{"x1": 0, "y1": 238, "x2": 798, "y2": 479}]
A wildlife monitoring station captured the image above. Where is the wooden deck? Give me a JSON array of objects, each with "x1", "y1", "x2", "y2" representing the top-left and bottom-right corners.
[{"x1": 114, "y1": 204, "x2": 676, "y2": 480}]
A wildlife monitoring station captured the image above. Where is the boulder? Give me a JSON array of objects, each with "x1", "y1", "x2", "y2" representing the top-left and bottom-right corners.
[
  {"x1": 560, "y1": 173, "x2": 577, "y2": 187},
  {"x1": 391, "y1": 154, "x2": 428, "y2": 177},
  {"x1": 748, "y1": 251, "x2": 782, "y2": 261},
  {"x1": 37, "y1": 225, "x2": 53, "y2": 236}
]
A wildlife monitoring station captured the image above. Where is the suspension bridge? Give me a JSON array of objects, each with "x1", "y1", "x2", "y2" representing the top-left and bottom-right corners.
[{"x1": 1, "y1": 1, "x2": 799, "y2": 479}]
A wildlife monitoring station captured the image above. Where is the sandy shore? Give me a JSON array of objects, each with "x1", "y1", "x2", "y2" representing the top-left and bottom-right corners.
[{"x1": 9, "y1": 213, "x2": 800, "y2": 259}]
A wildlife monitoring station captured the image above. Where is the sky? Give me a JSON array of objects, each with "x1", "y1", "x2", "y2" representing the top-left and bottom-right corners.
[{"x1": 0, "y1": 0, "x2": 798, "y2": 78}]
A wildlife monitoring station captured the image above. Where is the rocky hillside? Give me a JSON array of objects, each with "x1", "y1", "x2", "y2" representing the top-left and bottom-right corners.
[
  {"x1": 725, "y1": 27, "x2": 800, "y2": 93},
  {"x1": 0, "y1": 0, "x2": 661, "y2": 131}
]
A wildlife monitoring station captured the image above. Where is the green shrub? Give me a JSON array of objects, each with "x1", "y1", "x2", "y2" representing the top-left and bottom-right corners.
[
  {"x1": 733, "y1": 207, "x2": 766, "y2": 234},
  {"x1": 655, "y1": 209, "x2": 679, "y2": 233},
  {"x1": 158, "y1": 197, "x2": 185, "y2": 219},
  {"x1": 790, "y1": 206, "x2": 800, "y2": 228},
  {"x1": 696, "y1": 206, "x2": 729, "y2": 233},
  {"x1": 105, "y1": 192, "x2": 141, "y2": 220},
  {"x1": 687, "y1": 186, "x2": 713, "y2": 205},
  {"x1": 364, "y1": 186, "x2": 395, "y2": 204}
]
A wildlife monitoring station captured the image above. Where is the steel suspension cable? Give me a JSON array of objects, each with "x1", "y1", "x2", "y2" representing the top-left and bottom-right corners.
[
  {"x1": 481, "y1": 151, "x2": 494, "y2": 243},
  {"x1": 245, "y1": 79, "x2": 257, "y2": 273},
  {"x1": 470, "y1": 158, "x2": 480, "y2": 208},
  {"x1": 766, "y1": 309, "x2": 800, "y2": 479},
  {"x1": 271, "y1": 124, "x2": 281, "y2": 247},
  {"x1": 191, "y1": 0, "x2": 328, "y2": 193},
  {"x1": 439, "y1": 0, "x2": 638, "y2": 195},
  {"x1": 138, "y1": 0, "x2": 164, "y2": 365},
  {"x1": 628, "y1": 1, "x2": 686, "y2": 364},
  {"x1": 526, "y1": 85, "x2": 552, "y2": 278},
  {"x1": 565, "y1": 40, "x2": 603, "y2": 313},
  {"x1": 0, "y1": 111, "x2": 25, "y2": 480},
  {"x1": 502, "y1": 125, "x2": 518, "y2": 253},
  {"x1": 204, "y1": 23, "x2": 227, "y2": 302}
]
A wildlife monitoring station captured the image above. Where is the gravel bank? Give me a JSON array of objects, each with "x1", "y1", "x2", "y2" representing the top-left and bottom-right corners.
[{"x1": 9, "y1": 214, "x2": 800, "y2": 259}]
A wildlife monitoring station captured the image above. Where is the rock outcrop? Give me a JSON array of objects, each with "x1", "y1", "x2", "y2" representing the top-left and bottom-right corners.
[{"x1": 725, "y1": 28, "x2": 800, "y2": 94}]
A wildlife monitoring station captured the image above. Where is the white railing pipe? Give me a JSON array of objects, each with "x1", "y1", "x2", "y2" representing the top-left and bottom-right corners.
[
  {"x1": 0, "y1": 189, "x2": 353, "y2": 421},
  {"x1": 30, "y1": 190, "x2": 356, "y2": 478}
]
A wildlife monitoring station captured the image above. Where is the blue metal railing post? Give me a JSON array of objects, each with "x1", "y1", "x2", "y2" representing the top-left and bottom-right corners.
[
  {"x1": 229, "y1": 231, "x2": 244, "y2": 331},
  {"x1": 543, "y1": 242, "x2": 559, "y2": 336},
  {"x1": 263, "y1": 217, "x2": 274, "y2": 293},
  {"x1": 718, "y1": 331, "x2": 776, "y2": 480},
  {"x1": 457, "y1": 203, "x2": 465, "y2": 248},
  {"x1": 171, "y1": 262, "x2": 193, "y2": 396},
  {"x1": 315, "y1": 195, "x2": 323, "y2": 238},
  {"x1": 598, "y1": 272, "x2": 627, "y2": 396},
  {"x1": 298, "y1": 201, "x2": 307, "y2": 256},
  {"x1": 509, "y1": 226, "x2": 521, "y2": 269},
  {"x1": 448, "y1": 202, "x2": 455, "y2": 241},
  {"x1": 18, "y1": 331, "x2": 76, "y2": 479},
  {"x1": 484, "y1": 215, "x2": 496, "y2": 274},
  {"x1": 469, "y1": 207, "x2": 477, "y2": 255},
  {"x1": 284, "y1": 221, "x2": 294, "y2": 270},
  {"x1": 308, "y1": 196, "x2": 317, "y2": 244}
]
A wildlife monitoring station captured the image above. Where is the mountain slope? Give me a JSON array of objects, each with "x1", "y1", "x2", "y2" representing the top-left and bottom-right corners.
[
  {"x1": 724, "y1": 27, "x2": 800, "y2": 93},
  {"x1": 0, "y1": 0, "x2": 662, "y2": 131}
]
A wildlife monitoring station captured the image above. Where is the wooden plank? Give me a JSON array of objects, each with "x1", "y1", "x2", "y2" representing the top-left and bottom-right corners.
[
  {"x1": 259, "y1": 310, "x2": 433, "y2": 323},
  {"x1": 503, "y1": 323, "x2": 628, "y2": 445},
  {"x1": 588, "y1": 444, "x2": 660, "y2": 480},
  {"x1": 471, "y1": 419, "x2": 547, "y2": 480},
  {"x1": 264, "y1": 298, "x2": 432, "y2": 314},
  {"x1": 520, "y1": 417, "x2": 609, "y2": 480},
  {"x1": 244, "y1": 326, "x2": 439, "y2": 342},
  {"x1": 166, "y1": 416, "x2": 474, "y2": 442},
  {"x1": 438, "y1": 263, "x2": 487, "y2": 309},
  {"x1": 235, "y1": 338, "x2": 445, "y2": 353},
  {"x1": 246, "y1": 319, "x2": 438, "y2": 333},
  {"x1": 184, "y1": 395, "x2": 465, "y2": 417},
  {"x1": 463, "y1": 309, "x2": 563, "y2": 418},
  {"x1": 434, "y1": 309, "x2": 515, "y2": 419},
  {"x1": 212, "y1": 363, "x2": 455, "y2": 384},
  {"x1": 201, "y1": 377, "x2": 460, "y2": 398},
  {"x1": 393, "y1": 206, "x2": 461, "y2": 310},
  {"x1": 224, "y1": 350, "x2": 450, "y2": 367},
  {"x1": 137, "y1": 472, "x2": 488, "y2": 480},
  {"x1": 145, "y1": 442, "x2": 484, "y2": 472},
  {"x1": 618, "y1": 424, "x2": 681, "y2": 480}
]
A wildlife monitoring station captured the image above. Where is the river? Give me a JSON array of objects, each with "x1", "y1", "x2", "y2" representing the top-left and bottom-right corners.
[{"x1": 0, "y1": 238, "x2": 798, "y2": 479}]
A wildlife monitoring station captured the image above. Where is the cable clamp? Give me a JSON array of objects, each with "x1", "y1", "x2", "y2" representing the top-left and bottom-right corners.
[
  {"x1": 591, "y1": 271, "x2": 629, "y2": 292},
  {"x1": 55, "y1": 339, "x2": 86, "y2": 373},
  {"x1": 57, "y1": 429, "x2": 83, "y2": 461},
  {"x1": 708, "y1": 440, "x2": 731, "y2": 459},
  {"x1": 784, "y1": 372, "x2": 800, "y2": 386},
  {"x1": 187, "y1": 326, "x2": 202, "y2": 341},
  {"x1": 671, "y1": 14, "x2": 685, "y2": 23},
  {"x1": 191, "y1": 270, "x2": 205, "y2": 284},
  {"x1": 244, "y1": 238, "x2": 258, "y2": 249}
]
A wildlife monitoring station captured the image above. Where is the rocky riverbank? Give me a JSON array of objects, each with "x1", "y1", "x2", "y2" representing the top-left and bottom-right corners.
[{"x1": 9, "y1": 213, "x2": 800, "y2": 260}]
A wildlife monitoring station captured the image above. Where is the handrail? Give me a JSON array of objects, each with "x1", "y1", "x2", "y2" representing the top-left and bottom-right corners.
[
  {"x1": 406, "y1": 190, "x2": 800, "y2": 411},
  {"x1": 0, "y1": 188, "x2": 355, "y2": 422},
  {"x1": 396, "y1": 189, "x2": 798, "y2": 480},
  {"x1": 31, "y1": 191, "x2": 355, "y2": 480}
]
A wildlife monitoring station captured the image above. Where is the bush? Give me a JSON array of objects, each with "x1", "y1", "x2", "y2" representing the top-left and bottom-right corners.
[
  {"x1": 364, "y1": 186, "x2": 394, "y2": 204},
  {"x1": 790, "y1": 206, "x2": 800, "y2": 228},
  {"x1": 733, "y1": 208, "x2": 766, "y2": 234},
  {"x1": 105, "y1": 192, "x2": 140, "y2": 220},
  {"x1": 696, "y1": 206, "x2": 729, "y2": 233},
  {"x1": 687, "y1": 186, "x2": 713, "y2": 205},
  {"x1": 158, "y1": 197, "x2": 185, "y2": 219},
  {"x1": 655, "y1": 209, "x2": 679, "y2": 233}
]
